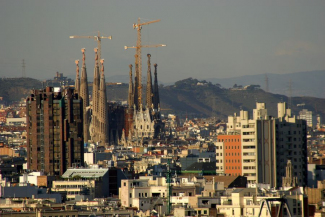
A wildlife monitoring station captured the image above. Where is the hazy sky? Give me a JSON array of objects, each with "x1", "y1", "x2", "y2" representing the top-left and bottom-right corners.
[{"x1": 1, "y1": 0, "x2": 325, "y2": 83}]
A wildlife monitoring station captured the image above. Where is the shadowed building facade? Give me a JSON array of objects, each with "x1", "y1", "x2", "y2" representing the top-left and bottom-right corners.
[{"x1": 26, "y1": 87, "x2": 84, "y2": 176}]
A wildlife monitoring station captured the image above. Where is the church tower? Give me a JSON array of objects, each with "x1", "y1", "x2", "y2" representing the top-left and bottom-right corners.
[
  {"x1": 80, "y1": 48, "x2": 90, "y2": 143},
  {"x1": 153, "y1": 63, "x2": 160, "y2": 111},
  {"x1": 90, "y1": 48, "x2": 100, "y2": 142},
  {"x1": 75, "y1": 60, "x2": 80, "y2": 95},
  {"x1": 128, "y1": 64, "x2": 134, "y2": 109},
  {"x1": 98, "y1": 59, "x2": 108, "y2": 145},
  {"x1": 146, "y1": 54, "x2": 153, "y2": 110},
  {"x1": 133, "y1": 54, "x2": 139, "y2": 110}
]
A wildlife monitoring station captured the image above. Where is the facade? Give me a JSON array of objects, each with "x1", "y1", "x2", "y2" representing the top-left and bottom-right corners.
[
  {"x1": 217, "y1": 188, "x2": 308, "y2": 217},
  {"x1": 119, "y1": 177, "x2": 168, "y2": 209},
  {"x1": 26, "y1": 87, "x2": 84, "y2": 176},
  {"x1": 89, "y1": 49, "x2": 109, "y2": 146},
  {"x1": 126, "y1": 54, "x2": 164, "y2": 143},
  {"x1": 219, "y1": 102, "x2": 307, "y2": 188},
  {"x1": 217, "y1": 134, "x2": 242, "y2": 176},
  {"x1": 61, "y1": 168, "x2": 127, "y2": 197},
  {"x1": 299, "y1": 109, "x2": 313, "y2": 127}
]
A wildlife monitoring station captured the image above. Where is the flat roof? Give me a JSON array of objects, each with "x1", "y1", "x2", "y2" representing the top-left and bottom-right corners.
[{"x1": 62, "y1": 168, "x2": 109, "y2": 178}]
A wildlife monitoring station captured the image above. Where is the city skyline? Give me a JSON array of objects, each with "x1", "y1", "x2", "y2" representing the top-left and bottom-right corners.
[{"x1": 1, "y1": 0, "x2": 325, "y2": 84}]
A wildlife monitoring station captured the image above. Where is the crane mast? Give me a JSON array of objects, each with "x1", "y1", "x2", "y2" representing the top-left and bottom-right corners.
[
  {"x1": 125, "y1": 18, "x2": 165, "y2": 110},
  {"x1": 70, "y1": 31, "x2": 112, "y2": 65}
]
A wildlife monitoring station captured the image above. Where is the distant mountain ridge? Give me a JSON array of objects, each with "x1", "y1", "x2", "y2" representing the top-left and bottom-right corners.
[
  {"x1": 59, "y1": 70, "x2": 325, "y2": 98},
  {"x1": 206, "y1": 70, "x2": 325, "y2": 98},
  {"x1": 1, "y1": 76, "x2": 324, "y2": 123}
]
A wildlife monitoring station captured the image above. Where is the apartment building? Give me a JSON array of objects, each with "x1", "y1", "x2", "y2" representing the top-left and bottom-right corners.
[
  {"x1": 26, "y1": 87, "x2": 84, "y2": 175},
  {"x1": 216, "y1": 102, "x2": 307, "y2": 188}
]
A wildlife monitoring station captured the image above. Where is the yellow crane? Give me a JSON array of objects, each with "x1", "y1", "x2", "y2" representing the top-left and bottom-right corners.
[
  {"x1": 70, "y1": 31, "x2": 112, "y2": 65},
  {"x1": 124, "y1": 18, "x2": 166, "y2": 109}
]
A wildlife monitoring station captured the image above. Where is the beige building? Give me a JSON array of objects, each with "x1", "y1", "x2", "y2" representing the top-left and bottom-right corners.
[
  {"x1": 217, "y1": 187, "x2": 307, "y2": 217},
  {"x1": 119, "y1": 177, "x2": 168, "y2": 210},
  {"x1": 52, "y1": 179, "x2": 96, "y2": 200},
  {"x1": 218, "y1": 102, "x2": 307, "y2": 188}
]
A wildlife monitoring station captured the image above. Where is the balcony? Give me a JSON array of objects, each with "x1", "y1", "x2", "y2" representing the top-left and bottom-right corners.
[{"x1": 222, "y1": 201, "x2": 232, "y2": 205}]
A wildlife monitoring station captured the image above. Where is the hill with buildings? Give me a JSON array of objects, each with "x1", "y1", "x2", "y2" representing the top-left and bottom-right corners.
[
  {"x1": 158, "y1": 78, "x2": 325, "y2": 121},
  {"x1": 1, "y1": 77, "x2": 324, "y2": 122}
]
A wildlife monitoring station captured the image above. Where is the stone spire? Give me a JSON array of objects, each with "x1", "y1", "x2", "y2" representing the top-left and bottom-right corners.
[
  {"x1": 80, "y1": 48, "x2": 90, "y2": 143},
  {"x1": 146, "y1": 54, "x2": 153, "y2": 110},
  {"x1": 153, "y1": 63, "x2": 160, "y2": 111},
  {"x1": 91, "y1": 48, "x2": 100, "y2": 142},
  {"x1": 282, "y1": 160, "x2": 297, "y2": 188},
  {"x1": 128, "y1": 64, "x2": 134, "y2": 109},
  {"x1": 75, "y1": 60, "x2": 80, "y2": 94},
  {"x1": 98, "y1": 59, "x2": 108, "y2": 145},
  {"x1": 133, "y1": 54, "x2": 139, "y2": 110}
]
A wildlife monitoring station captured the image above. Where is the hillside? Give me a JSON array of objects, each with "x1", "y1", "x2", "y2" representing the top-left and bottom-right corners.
[
  {"x1": 107, "y1": 78, "x2": 325, "y2": 121},
  {"x1": 1, "y1": 77, "x2": 324, "y2": 122},
  {"x1": 0, "y1": 78, "x2": 42, "y2": 103}
]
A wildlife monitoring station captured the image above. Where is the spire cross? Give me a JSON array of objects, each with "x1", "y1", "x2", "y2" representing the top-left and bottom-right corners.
[{"x1": 81, "y1": 48, "x2": 86, "y2": 67}]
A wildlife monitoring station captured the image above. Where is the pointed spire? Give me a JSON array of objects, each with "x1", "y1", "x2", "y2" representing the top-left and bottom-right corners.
[
  {"x1": 146, "y1": 54, "x2": 153, "y2": 110},
  {"x1": 91, "y1": 48, "x2": 100, "y2": 143},
  {"x1": 75, "y1": 60, "x2": 80, "y2": 94},
  {"x1": 80, "y1": 48, "x2": 90, "y2": 143},
  {"x1": 98, "y1": 59, "x2": 108, "y2": 145},
  {"x1": 133, "y1": 54, "x2": 139, "y2": 110},
  {"x1": 153, "y1": 63, "x2": 160, "y2": 111},
  {"x1": 128, "y1": 64, "x2": 134, "y2": 109}
]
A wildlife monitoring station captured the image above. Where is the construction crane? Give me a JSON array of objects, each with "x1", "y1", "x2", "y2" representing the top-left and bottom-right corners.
[
  {"x1": 125, "y1": 18, "x2": 166, "y2": 109},
  {"x1": 70, "y1": 31, "x2": 112, "y2": 65}
]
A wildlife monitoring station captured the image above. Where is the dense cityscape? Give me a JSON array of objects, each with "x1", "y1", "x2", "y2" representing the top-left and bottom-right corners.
[
  {"x1": 0, "y1": 32, "x2": 324, "y2": 217},
  {"x1": 1, "y1": 1, "x2": 325, "y2": 216}
]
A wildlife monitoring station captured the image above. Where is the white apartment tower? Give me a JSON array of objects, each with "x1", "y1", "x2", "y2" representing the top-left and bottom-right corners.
[{"x1": 223, "y1": 102, "x2": 307, "y2": 188}]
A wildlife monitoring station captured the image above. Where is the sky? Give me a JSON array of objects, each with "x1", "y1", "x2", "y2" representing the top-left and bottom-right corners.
[{"x1": 1, "y1": 0, "x2": 325, "y2": 83}]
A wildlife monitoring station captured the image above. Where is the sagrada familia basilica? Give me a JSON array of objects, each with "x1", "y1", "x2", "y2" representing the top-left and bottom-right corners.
[{"x1": 74, "y1": 49, "x2": 164, "y2": 148}]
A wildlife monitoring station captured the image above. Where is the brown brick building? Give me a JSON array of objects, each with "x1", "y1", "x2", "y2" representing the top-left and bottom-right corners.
[{"x1": 26, "y1": 87, "x2": 84, "y2": 176}]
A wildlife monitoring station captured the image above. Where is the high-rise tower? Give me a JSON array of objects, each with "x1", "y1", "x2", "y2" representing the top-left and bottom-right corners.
[
  {"x1": 26, "y1": 87, "x2": 84, "y2": 175},
  {"x1": 80, "y1": 48, "x2": 90, "y2": 143},
  {"x1": 133, "y1": 54, "x2": 139, "y2": 110}
]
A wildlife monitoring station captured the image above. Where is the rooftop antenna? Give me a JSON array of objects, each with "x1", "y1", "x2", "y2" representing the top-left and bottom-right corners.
[
  {"x1": 288, "y1": 79, "x2": 292, "y2": 108},
  {"x1": 265, "y1": 74, "x2": 269, "y2": 92},
  {"x1": 22, "y1": 59, "x2": 26, "y2": 77}
]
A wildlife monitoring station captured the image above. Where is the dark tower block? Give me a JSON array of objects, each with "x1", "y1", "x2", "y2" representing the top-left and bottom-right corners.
[{"x1": 26, "y1": 87, "x2": 84, "y2": 176}]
